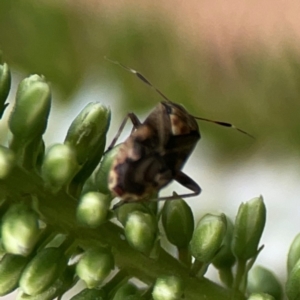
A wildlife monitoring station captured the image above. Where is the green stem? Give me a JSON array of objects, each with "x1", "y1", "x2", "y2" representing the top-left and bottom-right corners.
[
  {"x1": 60, "y1": 234, "x2": 76, "y2": 254},
  {"x1": 0, "y1": 196, "x2": 9, "y2": 219},
  {"x1": 9, "y1": 135, "x2": 42, "y2": 171},
  {"x1": 34, "y1": 225, "x2": 57, "y2": 251},
  {"x1": 233, "y1": 258, "x2": 247, "y2": 298},
  {"x1": 0, "y1": 165, "x2": 246, "y2": 300},
  {"x1": 22, "y1": 136, "x2": 43, "y2": 171},
  {"x1": 190, "y1": 259, "x2": 209, "y2": 277},
  {"x1": 178, "y1": 247, "x2": 191, "y2": 267},
  {"x1": 218, "y1": 267, "x2": 234, "y2": 289},
  {"x1": 9, "y1": 135, "x2": 26, "y2": 164},
  {"x1": 105, "y1": 269, "x2": 129, "y2": 297},
  {"x1": 190, "y1": 259, "x2": 203, "y2": 276},
  {"x1": 142, "y1": 286, "x2": 154, "y2": 299},
  {"x1": 198, "y1": 263, "x2": 209, "y2": 277},
  {"x1": 240, "y1": 245, "x2": 264, "y2": 295}
]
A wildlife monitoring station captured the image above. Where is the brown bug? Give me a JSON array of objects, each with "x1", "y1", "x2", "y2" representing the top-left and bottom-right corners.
[{"x1": 105, "y1": 58, "x2": 253, "y2": 209}]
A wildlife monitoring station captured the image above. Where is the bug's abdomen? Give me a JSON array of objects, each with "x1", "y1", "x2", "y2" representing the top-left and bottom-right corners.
[{"x1": 109, "y1": 143, "x2": 172, "y2": 200}]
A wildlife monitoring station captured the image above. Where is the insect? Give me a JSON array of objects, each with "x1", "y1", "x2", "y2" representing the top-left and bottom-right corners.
[{"x1": 105, "y1": 58, "x2": 253, "y2": 209}]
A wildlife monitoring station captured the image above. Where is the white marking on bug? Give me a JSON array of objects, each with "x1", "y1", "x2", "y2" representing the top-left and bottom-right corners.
[
  {"x1": 108, "y1": 171, "x2": 118, "y2": 190},
  {"x1": 170, "y1": 114, "x2": 190, "y2": 135}
]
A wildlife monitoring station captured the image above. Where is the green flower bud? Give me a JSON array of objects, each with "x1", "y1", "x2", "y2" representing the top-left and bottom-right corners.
[
  {"x1": 152, "y1": 275, "x2": 184, "y2": 300},
  {"x1": 9, "y1": 75, "x2": 51, "y2": 142},
  {"x1": 248, "y1": 266, "x2": 282, "y2": 300},
  {"x1": 19, "y1": 247, "x2": 68, "y2": 295},
  {"x1": 35, "y1": 139, "x2": 45, "y2": 172},
  {"x1": 287, "y1": 233, "x2": 300, "y2": 274},
  {"x1": 0, "y1": 62, "x2": 11, "y2": 118},
  {"x1": 17, "y1": 266, "x2": 75, "y2": 300},
  {"x1": 112, "y1": 282, "x2": 139, "y2": 300},
  {"x1": 212, "y1": 216, "x2": 235, "y2": 288},
  {"x1": 247, "y1": 293, "x2": 275, "y2": 300},
  {"x1": 0, "y1": 146, "x2": 15, "y2": 179},
  {"x1": 65, "y1": 102, "x2": 110, "y2": 164},
  {"x1": 65, "y1": 103, "x2": 110, "y2": 195},
  {"x1": 94, "y1": 144, "x2": 121, "y2": 194},
  {"x1": 286, "y1": 260, "x2": 300, "y2": 300},
  {"x1": 232, "y1": 196, "x2": 266, "y2": 260},
  {"x1": 212, "y1": 215, "x2": 235, "y2": 268},
  {"x1": 190, "y1": 213, "x2": 227, "y2": 263},
  {"x1": 124, "y1": 211, "x2": 157, "y2": 254},
  {"x1": 76, "y1": 247, "x2": 114, "y2": 288},
  {"x1": 70, "y1": 288, "x2": 106, "y2": 300},
  {"x1": 115, "y1": 203, "x2": 149, "y2": 226},
  {"x1": 161, "y1": 195, "x2": 194, "y2": 248},
  {"x1": 41, "y1": 143, "x2": 79, "y2": 190},
  {"x1": 0, "y1": 253, "x2": 29, "y2": 296},
  {"x1": 1, "y1": 203, "x2": 39, "y2": 256},
  {"x1": 77, "y1": 192, "x2": 110, "y2": 227}
]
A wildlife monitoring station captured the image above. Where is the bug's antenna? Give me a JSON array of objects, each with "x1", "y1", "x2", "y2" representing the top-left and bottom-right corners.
[
  {"x1": 105, "y1": 57, "x2": 254, "y2": 139},
  {"x1": 104, "y1": 57, "x2": 172, "y2": 103},
  {"x1": 191, "y1": 115, "x2": 254, "y2": 138}
]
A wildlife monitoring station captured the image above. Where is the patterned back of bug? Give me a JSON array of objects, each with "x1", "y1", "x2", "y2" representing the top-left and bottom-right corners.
[{"x1": 108, "y1": 101, "x2": 200, "y2": 202}]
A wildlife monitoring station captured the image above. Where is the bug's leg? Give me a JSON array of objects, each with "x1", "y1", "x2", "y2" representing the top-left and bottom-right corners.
[
  {"x1": 157, "y1": 171, "x2": 201, "y2": 201},
  {"x1": 106, "y1": 113, "x2": 142, "y2": 152},
  {"x1": 113, "y1": 172, "x2": 201, "y2": 208}
]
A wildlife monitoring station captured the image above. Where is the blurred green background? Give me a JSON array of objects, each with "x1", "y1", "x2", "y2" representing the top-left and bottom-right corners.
[
  {"x1": 1, "y1": 0, "x2": 299, "y2": 289},
  {"x1": 2, "y1": 0, "x2": 300, "y2": 158}
]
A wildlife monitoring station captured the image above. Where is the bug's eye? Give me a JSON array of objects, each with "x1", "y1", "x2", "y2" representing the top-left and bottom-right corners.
[
  {"x1": 165, "y1": 105, "x2": 172, "y2": 115},
  {"x1": 161, "y1": 102, "x2": 173, "y2": 115}
]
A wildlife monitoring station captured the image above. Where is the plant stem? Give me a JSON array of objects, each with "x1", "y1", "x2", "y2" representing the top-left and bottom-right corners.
[
  {"x1": 0, "y1": 165, "x2": 246, "y2": 300},
  {"x1": 232, "y1": 258, "x2": 247, "y2": 299},
  {"x1": 178, "y1": 247, "x2": 191, "y2": 267},
  {"x1": 218, "y1": 267, "x2": 234, "y2": 289}
]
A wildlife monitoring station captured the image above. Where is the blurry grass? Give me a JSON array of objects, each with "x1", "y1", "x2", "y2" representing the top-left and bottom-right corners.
[{"x1": 0, "y1": 0, "x2": 299, "y2": 159}]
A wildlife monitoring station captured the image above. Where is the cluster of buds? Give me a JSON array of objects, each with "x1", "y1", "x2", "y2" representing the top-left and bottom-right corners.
[
  {"x1": 0, "y1": 58, "x2": 184, "y2": 300},
  {"x1": 0, "y1": 57, "x2": 287, "y2": 300},
  {"x1": 0, "y1": 59, "x2": 117, "y2": 299}
]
